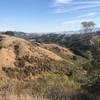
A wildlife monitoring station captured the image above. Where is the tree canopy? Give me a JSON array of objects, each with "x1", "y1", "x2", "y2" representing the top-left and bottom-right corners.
[{"x1": 81, "y1": 21, "x2": 96, "y2": 33}]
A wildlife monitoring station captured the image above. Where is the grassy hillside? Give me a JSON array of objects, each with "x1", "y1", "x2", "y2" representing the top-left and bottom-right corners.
[{"x1": 0, "y1": 34, "x2": 100, "y2": 100}]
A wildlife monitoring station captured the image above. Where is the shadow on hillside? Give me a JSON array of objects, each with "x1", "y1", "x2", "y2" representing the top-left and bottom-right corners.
[{"x1": 72, "y1": 81, "x2": 100, "y2": 100}]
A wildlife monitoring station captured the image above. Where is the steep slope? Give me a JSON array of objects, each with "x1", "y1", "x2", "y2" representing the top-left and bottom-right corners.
[
  {"x1": 39, "y1": 43, "x2": 88, "y2": 66},
  {"x1": 0, "y1": 35, "x2": 62, "y2": 69},
  {"x1": 0, "y1": 35, "x2": 76, "y2": 80},
  {"x1": 40, "y1": 43, "x2": 75, "y2": 58},
  {"x1": 0, "y1": 34, "x2": 95, "y2": 100}
]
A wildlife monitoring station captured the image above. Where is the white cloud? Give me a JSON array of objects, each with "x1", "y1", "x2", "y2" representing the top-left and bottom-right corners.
[
  {"x1": 53, "y1": 0, "x2": 100, "y2": 7},
  {"x1": 61, "y1": 19, "x2": 94, "y2": 31},
  {"x1": 56, "y1": 0, "x2": 72, "y2": 4},
  {"x1": 77, "y1": 12, "x2": 96, "y2": 18},
  {"x1": 62, "y1": 13, "x2": 97, "y2": 25},
  {"x1": 70, "y1": 1, "x2": 100, "y2": 5},
  {"x1": 53, "y1": 0, "x2": 72, "y2": 7},
  {"x1": 52, "y1": 0, "x2": 100, "y2": 13},
  {"x1": 74, "y1": 5, "x2": 100, "y2": 11},
  {"x1": 62, "y1": 19, "x2": 84, "y2": 25},
  {"x1": 54, "y1": 4, "x2": 100, "y2": 13}
]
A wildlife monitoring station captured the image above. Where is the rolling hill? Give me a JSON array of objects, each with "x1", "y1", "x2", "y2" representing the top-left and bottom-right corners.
[
  {"x1": 0, "y1": 34, "x2": 84, "y2": 80},
  {"x1": 0, "y1": 33, "x2": 100, "y2": 100}
]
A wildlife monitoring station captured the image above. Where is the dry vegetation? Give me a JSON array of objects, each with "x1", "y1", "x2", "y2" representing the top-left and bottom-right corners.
[{"x1": 0, "y1": 34, "x2": 99, "y2": 100}]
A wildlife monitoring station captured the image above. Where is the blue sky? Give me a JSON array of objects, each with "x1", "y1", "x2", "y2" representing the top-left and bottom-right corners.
[{"x1": 0, "y1": 0, "x2": 100, "y2": 32}]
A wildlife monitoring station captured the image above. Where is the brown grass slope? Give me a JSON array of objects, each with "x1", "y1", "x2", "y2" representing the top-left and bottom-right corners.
[
  {"x1": 40, "y1": 43, "x2": 75, "y2": 58},
  {"x1": 39, "y1": 43, "x2": 88, "y2": 66},
  {"x1": 0, "y1": 35, "x2": 63, "y2": 69},
  {"x1": 0, "y1": 35, "x2": 77, "y2": 80},
  {"x1": 0, "y1": 35, "x2": 91, "y2": 100}
]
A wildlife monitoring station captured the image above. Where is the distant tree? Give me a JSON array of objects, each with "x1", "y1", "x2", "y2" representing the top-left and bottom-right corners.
[
  {"x1": 81, "y1": 21, "x2": 96, "y2": 33},
  {"x1": 80, "y1": 21, "x2": 99, "y2": 66},
  {"x1": 80, "y1": 21, "x2": 96, "y2": 45},
  {"x1": 81, "y1": 21, "x2": 100, "y2": 68}
]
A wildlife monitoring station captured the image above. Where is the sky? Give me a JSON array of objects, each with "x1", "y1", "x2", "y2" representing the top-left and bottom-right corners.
[{"x1": 0, "y1": 0, "x2": 100, "y2": 33}]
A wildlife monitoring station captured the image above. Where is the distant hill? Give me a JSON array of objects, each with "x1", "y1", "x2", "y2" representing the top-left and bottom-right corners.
[{"x1": 1, "y1": 31, "x2": 99, "y2": 58}]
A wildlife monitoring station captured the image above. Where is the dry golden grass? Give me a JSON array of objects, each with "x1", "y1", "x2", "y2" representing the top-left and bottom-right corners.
[
  {"x1": 0, "y1": 35, "x2": 91, "y2": 100},
  {"x1": 0, "y1": 35, "x2": 62, "y2": 70},
  {"x1": 0, "y1": 94, "x2": 49, "y2": 100},
  {"x1": 40, "y1": 43, "x2": 74, "y2": 57}
]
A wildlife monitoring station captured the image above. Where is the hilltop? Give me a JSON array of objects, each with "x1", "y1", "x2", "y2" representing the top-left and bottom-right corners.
[{"x1": 0, "y1": 35, "x2": 63, "y2": 69}]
